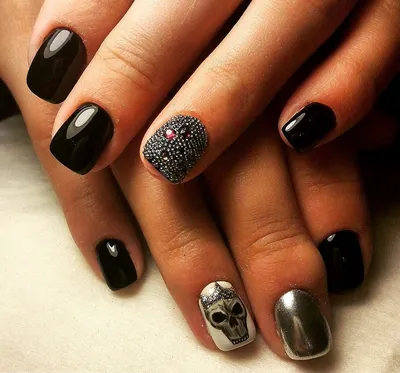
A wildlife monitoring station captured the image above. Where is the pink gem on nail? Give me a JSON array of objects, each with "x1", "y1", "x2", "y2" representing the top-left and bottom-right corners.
[{"x1": 165, "y1": 129, "x2": 175, "y2": 140}]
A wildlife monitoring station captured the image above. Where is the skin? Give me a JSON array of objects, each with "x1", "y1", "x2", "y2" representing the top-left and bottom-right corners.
[
  {"x1": 2, "y1": 0, "x2": 398, "y2": 360},
  {"x1": 27, "y1": 0, "x2": 400, "y2": 183}
]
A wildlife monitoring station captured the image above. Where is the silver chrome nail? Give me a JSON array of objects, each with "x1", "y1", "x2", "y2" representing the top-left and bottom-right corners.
[{"x1": 274, "y1": 289, "x2": 332, "y2": 360}]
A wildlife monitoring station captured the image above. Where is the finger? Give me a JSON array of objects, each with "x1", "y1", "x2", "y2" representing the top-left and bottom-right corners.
[
  {"x1": 279, "y1": 0, "x2": 400, "y2": 152},
  {"x1": 1, "y1": 1, "x2": 143, "y2": 291},
  {"x1": 112, "y1": 135, "x2": 256, "y2": 351},
  {"x1": 352, "y1": 107, "x2": 398, "y2": 150},
  {"x1": 48, "y1": 0, "x2": 242, "y2": 175},
  {"x1": 27, "y1": 0, "x2": 134, "y2": 103},
  {"x1": 205, "y1": 111, "x2": 332, "y2": 360},
  {"x1": 141, "y1": 0, "x2": 358, "y2": 183},
  {"x1": 288, "y1": 138, "x2": 371, "y2": 292}
]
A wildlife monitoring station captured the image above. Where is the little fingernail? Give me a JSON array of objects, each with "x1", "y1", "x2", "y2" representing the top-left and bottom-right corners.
[
  {"x1": 318, "y1": 231, "x2": 364, "y2": 292},
  {"x1": 96, "y1": 239, "x2": 138, "y2": 291},
  {"x1": 199, "y1": 281, "x2": 256, "y2": 351},
  {"x1": 143, "y1": 114, "x2": 208, "y2": 183},
  {"x1": 27, "y1": 28, "x2": 86, "y2": 104},
  {"x1": 282, "y1": 103, "x2": 336, "y2": 152},
  {"x1": 50, "y1": 103, "x2": 113, "y2": 174},
  {"x1": 275, "y1": 289, "x2": 332, "y2": 360}
]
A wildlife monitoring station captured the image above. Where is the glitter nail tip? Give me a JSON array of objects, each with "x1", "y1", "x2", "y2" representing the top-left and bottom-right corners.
[
  {"x1": 199, "y1": 281, "x2": 256, "y2": 351},
  {"x1": 143, "y1": 114, "x2": 208, "y2": 183}
]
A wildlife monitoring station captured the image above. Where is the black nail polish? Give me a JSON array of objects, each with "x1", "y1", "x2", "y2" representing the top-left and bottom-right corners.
[
  {"x1": 27, "y1": 28, "x2": 86, "y2": 104},
  {"x1": 143, "y1": 114, "x2": 208, "y2": 183},
  {"x1": 282, "y1": 103, "x2": 336, "y2": 152},
  {"x1": 50, "y1": 103, "x2": 113, "y2": 174},
  {"x1": 96, "y1": 239, "x2": 137, "y2": 291},
  {"x1": 318, "y1": 231, "x2": 364, "y2": 292}
]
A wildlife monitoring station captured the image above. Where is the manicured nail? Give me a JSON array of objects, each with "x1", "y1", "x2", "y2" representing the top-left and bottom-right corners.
[
  {"x1": 143, "y1": 114, "x2": 208, "y2": 183},
  {"x1": 199, "y1": 281, "x2": 256, "y2": 351},
  {"x1": 282, "y1": 103, "x2": 336, "y2": 152},
  {"x1": 318, "y1": 231, "x2": 364, "y2": 292},
  {"x1": 27, "y1": 28, "x2": 86, "y2": 104},
  {"x1": 96, "y1": 239, "x2": 137, "y2": 291},
  {"x1": 275, "y1": 289, "x2": 332, "y2": 360},
  {"x1": 50, "y1": 103, "x2": 113, "y2": 174}
]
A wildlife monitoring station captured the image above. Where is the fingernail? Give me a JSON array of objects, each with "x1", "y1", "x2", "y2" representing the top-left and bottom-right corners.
[
  {"x1": 96, "y1": 239, "x2": 137, "y2": 291},
  {"x1": 275, "y1": 289, "x2": 332, "y2": 360},
  {"x1": 143, "y1": 114, "x2": 208, "y2": 183},
  {"x1": 50, "y1": 103, "x2": 113, "y2": 174},
  {"x1": 318, "y1": 231, "x2": 364, "y2": 292},
  {"x1": 199, "y1": 281, "x2": 256, "y2": 351},
  {"x1": 27, "y1": 28, "x2": 86, "y2": 104},
  {"x1": 282, "y1": 103, "x2": 336, "y2": 152}
]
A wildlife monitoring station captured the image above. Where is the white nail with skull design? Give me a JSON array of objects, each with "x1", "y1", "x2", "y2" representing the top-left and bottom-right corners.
[{"x1": 199, "y1": 281, "x2": 256, "y2": 351}]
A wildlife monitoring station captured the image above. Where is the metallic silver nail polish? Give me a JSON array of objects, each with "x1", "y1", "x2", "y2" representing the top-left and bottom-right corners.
[
  {"x1": 274, "y1": 289, "x2": 332, "y2": 360},
  {"x1": 142, "y1": 114, "x2": 208, "y2": 183}
]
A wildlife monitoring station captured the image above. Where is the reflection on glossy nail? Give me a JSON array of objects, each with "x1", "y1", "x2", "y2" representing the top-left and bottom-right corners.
[
  {"x1": 27, "y1": 28, "x2": 86, "y2": 104},
  {"x1": 318, "y1": 231, "x2": 364, "y2": 292},
  {"x1": 96, "y1": 239, "x2": 137, "y2": 291},
  {"x1": 282, "y1": 103, "x2": 336, "y2": 152},
  {"x1": 50, "y1": 103, "x2": 113, "y2": 174},
  {"x1": 275, "y1": 289, "x2": 332, "y2": 360}
]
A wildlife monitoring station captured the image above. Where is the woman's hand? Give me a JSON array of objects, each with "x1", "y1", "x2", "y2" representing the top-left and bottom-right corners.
[
  {"x1": 26, "y1": 0, "x2": 399, "y2": 184},
  {"x1": 3, "y1": 0, "x2": 397, "y2": 360}
]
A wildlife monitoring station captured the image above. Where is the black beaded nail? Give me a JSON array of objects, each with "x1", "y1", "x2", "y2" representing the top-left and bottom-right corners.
[
  {"x1": 318, "y1": 231, "x2": 364, "y2": 292},
  {"x1": 96, "y1": 239, "x2": 137, "y2": 291},
  {"x1": 27, "y1": 28, "x2": 86, "y2": 104},
  {"x1": 50, "y1": 103, "x2": 113, "y2": 175},
  {"x1": 282, "y1": 103, "x2": 336, "y2": 153},
  {"x1": 143, "y1": 114, "x2": 208, "y2": 183}
]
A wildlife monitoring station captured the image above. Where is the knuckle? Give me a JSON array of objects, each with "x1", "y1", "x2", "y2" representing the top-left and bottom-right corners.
[
  {"x1": 101, "y1": 33, "x2": 159, "y2": 95},
  {"x1": 239, "y1": 216, "x2": 309, "y2": 264},
  {"x1": 305, "y1": 177, "x2": 361, "y2": 196},
  {"x1": 156, "y1": 226, "x2": 205, "y2": 264},
  {"x1": 337, "y1": 57, "x2": 377, "y2": 109},
  {"x1": 305, "y1": 0, "x2": 353, "y2": 14},
  {"x1": 205, "y1": 62, "x2": 251, "y2": 112}
]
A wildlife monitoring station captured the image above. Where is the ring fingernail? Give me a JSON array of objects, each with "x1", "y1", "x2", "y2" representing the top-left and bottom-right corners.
[
  {"x1": 50, "y1": 103, "x2": 113, "y2": 174},
  {"x1": 282, "y1": 103, "x2": 336, "y2": 152},
  {"x1": 318, "y1": 231, "x2": 364, "y2": 292},
  {"x1": 143, "y1": 114, "x2": 208, "y2": 183},
  {"x1": 96, "y1": 239, "x2": 138, "y2": 291},
  {"x1": 199, "y1": 281, "x2": 256, "y2": 351},
  {"x1": 27, "y1": 28, "x2": 86, "y2": 104},
  {"x1": 275, "y1": 289, "x2": 332, "y2": 360}
]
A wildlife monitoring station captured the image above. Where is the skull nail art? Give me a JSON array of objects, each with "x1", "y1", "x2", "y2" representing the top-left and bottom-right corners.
[
  {"x1": 199, "y1": 281, "x2": 256, "y2": 351},
  {"x1": 143, "y1": 114, "x2": 208, "y2": 183}
]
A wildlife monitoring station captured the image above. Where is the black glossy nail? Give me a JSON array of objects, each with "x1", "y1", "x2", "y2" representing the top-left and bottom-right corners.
[
  {"x1": 282, "y1": 103, "x2": 336, "y2": 152},
  {"x1": 318, "y1": 231, "x2": 364, "y2": 292},
  {"x1": 96, "y1": 239, "x2": 137, "y2": 291},
  {"x1": 50, "y1": 103, "x2": 113, "y2": 174},
  {"x1": 143, "y1": 114, "x2": 208, "y2": 183},
  {"x1": 27, "y1": 28, "x2": 86, "y2": 104}
]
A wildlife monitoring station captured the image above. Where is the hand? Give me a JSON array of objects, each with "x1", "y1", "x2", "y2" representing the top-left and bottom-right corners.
[
  {"x1": 26, "y1": 0, "x2": 399, "y2": 183},
  {"x1": 2, "y1": 0, "x2": 397, "y2": 360}
]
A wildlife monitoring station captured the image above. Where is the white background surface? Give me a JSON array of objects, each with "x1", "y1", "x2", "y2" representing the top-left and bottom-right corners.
[{"x1": 0, "y1": 115, "x2": 399, "y2": 372}]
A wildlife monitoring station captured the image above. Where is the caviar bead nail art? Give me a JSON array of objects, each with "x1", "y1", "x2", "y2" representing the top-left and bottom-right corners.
[
  {"x1": 199, "y1": 281, "x2": 256, "y2": 351},
  {"x1": 143, "y1": 114, "x2": 208, "y2": 183}
]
